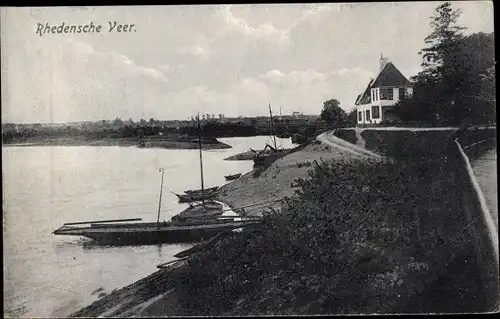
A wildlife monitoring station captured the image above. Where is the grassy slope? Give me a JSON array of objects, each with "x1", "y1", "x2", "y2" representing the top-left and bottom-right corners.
[{"x1": 72, "y1": 128, "x2": 497, "y2": 316}]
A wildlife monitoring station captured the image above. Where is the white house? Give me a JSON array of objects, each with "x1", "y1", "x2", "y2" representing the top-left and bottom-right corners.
[{"x1": 355, "y1": 56, "x2": 413, "y2": 125}]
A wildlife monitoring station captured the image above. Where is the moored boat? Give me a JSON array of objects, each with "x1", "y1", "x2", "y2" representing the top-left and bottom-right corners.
[
  {"x1": 184, "y1": 186, "x2": 219, "y2": 196},
  {"x1": 174, "y1": 115, "x2": 220, "y2": 203},
  {"x1": 172, "y1": 206, "x2": 223, "y2": 221},
  {"x1": 52, "y1": 218, "x2": 261, "y2": 246},
  {"x1": 252, "y1": 103, "x2": 287, "y2": 167},
  {"x1": 173, "y1": 191, "x2": 218, "y2": 203},
  {"x1": 225, "y1": 173, "x2": 242, "y2": 181},
  {"x1": 171, "y1": 201, "x2": 224, "y2": 221}
]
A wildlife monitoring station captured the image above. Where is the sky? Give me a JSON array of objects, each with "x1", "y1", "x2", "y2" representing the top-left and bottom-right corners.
[{"x1": 0, "y1": 2, "x2": 494, "y2": 124}]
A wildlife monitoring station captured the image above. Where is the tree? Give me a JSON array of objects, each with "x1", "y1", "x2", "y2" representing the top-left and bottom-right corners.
[
  {"x1": 347, "y1": 108, "x2": 358, "y2": 126},
  {"x1": 419, "y1": 2, "x2": 466, "y2": 75},
  {"x1": 112, "y1": 117, "x2": 123, "y2": 126},
  {"x1": 416, "y1": 2, "x2": 466, "y2": 121},
  {"x1": 397, "y1": 2, "x2": 495, "y2": 125},
  {"x1": 320, "y1": 99, "x2": 347, "y2": 126}
]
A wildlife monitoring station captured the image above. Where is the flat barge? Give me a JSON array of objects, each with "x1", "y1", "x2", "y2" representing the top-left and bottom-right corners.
[{"x1": 52, "y1": 217, "x2": 261, "y2": 246}]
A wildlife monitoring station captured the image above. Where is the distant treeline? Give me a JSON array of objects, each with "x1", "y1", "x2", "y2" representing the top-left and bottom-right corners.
[
  {"x1": 180, "y1": 120, "x2": 328, "y2": 138},
  {"x1": 2, "y1": 122, "x2": 175, "y2": 143},
  {"x1": 2, "y1": 118, "x2": 329, "y2": 144}
]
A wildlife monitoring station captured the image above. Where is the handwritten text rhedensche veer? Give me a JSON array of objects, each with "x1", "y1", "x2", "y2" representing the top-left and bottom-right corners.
[{"x1": 36, "y1": 21, "x2": 136, "y2": 37}]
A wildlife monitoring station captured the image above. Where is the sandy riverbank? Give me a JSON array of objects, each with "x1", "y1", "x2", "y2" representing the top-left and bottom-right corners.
[{"x1": 215, "y1": 140, "x2": 371, "y2": 216}]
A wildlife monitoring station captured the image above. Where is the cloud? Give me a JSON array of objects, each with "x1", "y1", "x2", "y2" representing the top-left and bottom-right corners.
[
  {"x1": 3, "y1": 39, "x2": 173, "y2": 123},
  {"x1": 178, "y1": 45, "x2": 210, "y2": 60},
  {"x1": 259, "y1": 69, "x2": 285, "y2": 84},
  {"x1": 158, "y1": 64, "x2": 172, "y2": 73},
  {"x1": 64, "y1": 39, "x2": 169, "y2": 84},
  {"x1": 208, "y1": 5, "x2": 291, "y2": 56},
  {"x1": 160, "y1": 66, "x2": 375, "y2": 119},
  {"x1": 1, "y1": 4, "x2": 493, "y2": 123},
  {"x1": 335, "y1": 67, "x2": 374, "y2": 81},
  {"x1": 217, "y1": 6, "x2": 287, "y2": 41}
]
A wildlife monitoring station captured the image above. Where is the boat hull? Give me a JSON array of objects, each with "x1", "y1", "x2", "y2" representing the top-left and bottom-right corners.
[
  {"x1": 54, "y1": 220, "x2": 261, "y2": 246},
  {"x1": 184, "y1": 186, "x2": 219, "y2": 196},
  {"x1": 225, "y1": 173, "x2": 242, "y2": 180},
  {"x1": 175, "y1": 192, "x2": 218, "y2": 203},
  {"x1": 82, "y1": 226, "x2": 235, "y2": 245}
]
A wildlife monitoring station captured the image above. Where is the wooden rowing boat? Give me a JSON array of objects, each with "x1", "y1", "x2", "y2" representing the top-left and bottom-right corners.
[
  {"x1": 171, "y1": 202, "x2": 224, "y2": 221},
  {"x1": 173, "y1": 191, "x2": 218, "y2": 203},
  {"x1": 225, "y1": 173, "x2": 242, "y2": 180},
  {"x1": 184, "y1": 186, "x2": 219, "y2": 196}
]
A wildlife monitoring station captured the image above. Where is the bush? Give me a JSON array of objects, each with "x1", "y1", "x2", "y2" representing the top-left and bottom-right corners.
[
  {"x1": 333, "y1": 129, "x2": 358, "y2": 144},
  {"x1": 175, "y1": 143, "x2": 477, "y2": 315}
]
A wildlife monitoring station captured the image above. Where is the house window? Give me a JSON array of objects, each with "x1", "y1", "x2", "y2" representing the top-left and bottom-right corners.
[
  {"x1": 371, "y1": 105, "x2": 380, "y2": 119},
  {"x1": 399, "y1": 88, "x2": 407, "y2": 100},
  {"x1": 358, "y1": 111, "x2": 362, "y2": 121},
  {"x1": 380, "y1": 88, "x2": 394, "y2": 100},
  {"x1": 375, "y1": 89, "x2": 379, "y2": 101},
  {"x1": 365, "y1": 110, "x2": 371, "y2": 122}
]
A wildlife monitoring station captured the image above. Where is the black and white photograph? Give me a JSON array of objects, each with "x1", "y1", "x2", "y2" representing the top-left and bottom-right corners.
[{"x1": 1, "y1": 2, "x2": 497, "y2": 317}]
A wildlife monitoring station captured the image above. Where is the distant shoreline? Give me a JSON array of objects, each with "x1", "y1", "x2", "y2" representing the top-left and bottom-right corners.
[{"x1": 2, "y1": 137, "x2": 232, "y2": 150}]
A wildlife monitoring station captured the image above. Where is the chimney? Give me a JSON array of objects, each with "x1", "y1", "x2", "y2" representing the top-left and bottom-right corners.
[{"x1": 379, "y1": 53, "x2": 389, "y2": 72}]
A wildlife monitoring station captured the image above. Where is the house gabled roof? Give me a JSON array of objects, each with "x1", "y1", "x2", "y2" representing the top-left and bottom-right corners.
[
  {"x1": 372, "y1": 62, "x2": 411, "y2": 88},
  {"x1": 355, "y1": 79, "x2": 373, "y2": 105},
  {"x1": 354, "y1": 61, "x2": 411, "y2": 105},
  {"x1": 355, "y1": 94, "x2": 362, "y2": 105}
]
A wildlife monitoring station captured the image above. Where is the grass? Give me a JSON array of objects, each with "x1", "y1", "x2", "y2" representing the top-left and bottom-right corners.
[{"x1": 171, "y1": 132, "x2": 493, "y2": 315}]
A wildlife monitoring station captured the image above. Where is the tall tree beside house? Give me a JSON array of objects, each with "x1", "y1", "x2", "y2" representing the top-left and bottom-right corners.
[
  {"x1": 320, "y1": 99, "x2": 347, "y2": 126},
  {"x1": 396, "y1": 1, "x2": 495, "y2": 125},
  {"x1": 415, "y1": 1, "x2": 466, "y2": 123}
]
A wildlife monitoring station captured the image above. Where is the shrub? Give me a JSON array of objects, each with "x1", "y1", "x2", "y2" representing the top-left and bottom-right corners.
[
  {"x1": 174, "y1": 144, "x2": 476, "y2": 315},
  {"x1": 333, "y1": 129, "x2": 358, "y2": 144}
]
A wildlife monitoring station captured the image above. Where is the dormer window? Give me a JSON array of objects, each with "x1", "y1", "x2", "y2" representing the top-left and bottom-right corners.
[{"x1": 380, "y1": 88, "x2": 393, "y2": 100}]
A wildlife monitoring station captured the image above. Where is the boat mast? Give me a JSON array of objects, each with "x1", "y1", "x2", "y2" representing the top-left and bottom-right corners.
[
  {"x1": 269, "y1": 103, "x2": 277, "y2": 150},
  {"x1": 197, "y1": 113, "x2": 205, "y2": 207},
  {"x1": 157, "y1": 168, "x2": 165, "y2": 228}
]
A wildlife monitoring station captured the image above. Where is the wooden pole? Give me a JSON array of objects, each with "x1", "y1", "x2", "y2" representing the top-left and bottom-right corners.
[
  {"x1": 269, "y1": 103, "x2": 277, "y2": 150},
  {"x1": 197, "y1": 114, "x2": 205, "y2": 207},
  {"x1": 157, "y1": 168, "x2": 165, "y2": 228}
]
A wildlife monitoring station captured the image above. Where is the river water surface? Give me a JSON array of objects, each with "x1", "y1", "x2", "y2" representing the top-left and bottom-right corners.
[
  {"x1": 3, "y1": 136, "x2": 294, "y2": 318},
  {"x1": 2, "y1": 138, "x2": 496, "y2": 317}
]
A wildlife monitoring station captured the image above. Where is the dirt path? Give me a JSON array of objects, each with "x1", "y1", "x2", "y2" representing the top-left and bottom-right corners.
[{"x1": 215, "y1": 136, "x2": 377, "y2": 216}]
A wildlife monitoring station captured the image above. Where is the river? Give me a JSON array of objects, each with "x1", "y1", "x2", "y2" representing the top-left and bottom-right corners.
[
  {"x1": 2, "y1": 138, "x2": 496, "y2": 317},
  {"x1": 470, "y1": 147, "x2": 498, "y2": 230},
  {"x1": 2, "y1": 135, "x2": 295, "y2": 318}
]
